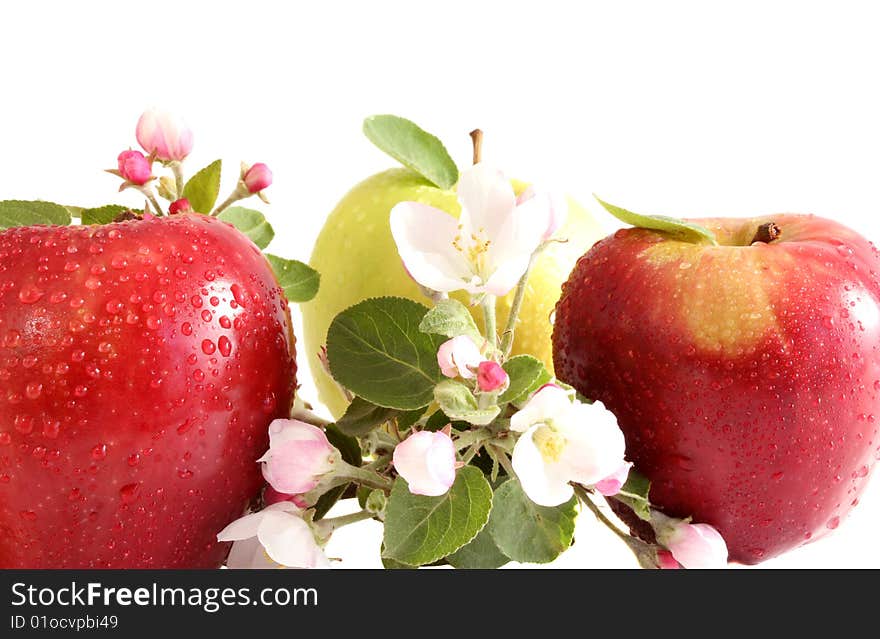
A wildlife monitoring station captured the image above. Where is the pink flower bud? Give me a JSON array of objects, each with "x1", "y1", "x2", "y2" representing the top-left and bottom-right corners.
[
  {"x1": 393, "y1": 430, "x2": 457, "y2": 496},
  {"x1": 257, "y1": 419, "x2": 340, "y2": 495},
  {"x1": 168, "y1": 198, "x2": 192, "y2": 215},
  {"x1": 594, "y1": 461, "x2": 632, "y2": 496},
  {"x1": 136, "y1": 108, "x2": 194, "y2": 162},
  {"x1": 264, "y1": 486, "x2": 309, "y2": 509},
  {"x1": 656, "y1": 549, "x2": 682, "y2": 569},
  {"x1": 658, "y1": 519, "x2": 728, "y2": 569},
  {"x1": 243, "y1": 163, "x2": 273, "y2": 193},
  {"x1": 476, "y1": 360, "x2": 509, "y2": 393},
  {"x1": 437, "y1": 335, "x2": 483, "y2": 379},
  {"x1": 117, "y1": 150, "x2": 152, "y2": 185}
]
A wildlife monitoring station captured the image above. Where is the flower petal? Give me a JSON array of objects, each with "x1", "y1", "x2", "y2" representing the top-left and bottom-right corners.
[
  {"x1": 390, "y1": 202, "x2": 472, "y2": 292},
  {"x1": 437, "y1": 335, "x2": 482, "y2": 379},
  {"x1": 667, "y1": 523, "x2": 728, "y2": 569},
  {"x1": 257, "y1": 510, "x2": 329, "y2": 568},
  {"x1": 558, "y1": 401, "x2": 627, "y2": 486},
  {"x1": 225, "y1": 536, "x2": 279, "y2": 569},
  {"x1": 393, "y1": 430, "x2": 456, "y2": 496},
  {"x1": 594, "y1": 461, "x2": 633, "y2": 496},
  {"x1": 456, "y1": 164, "x2": 516, "y2": 239},
  {"x1": 511, "y1": 425, "x2": 575, "y2": 507},
  {"x1": 509, "y1": 384, "x2": 571, "y2": 432},
  {"x1": 216, "y1": 510, "x2": 266, "y2": 542}
]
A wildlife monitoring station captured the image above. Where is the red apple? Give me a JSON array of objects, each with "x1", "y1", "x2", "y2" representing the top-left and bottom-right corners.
[
  {"x1": 0, "y1": 214, "x2": 295, "y2": 568},
  {"x1": 552, "y1": 214, "x2": 880, "y2": 564}
]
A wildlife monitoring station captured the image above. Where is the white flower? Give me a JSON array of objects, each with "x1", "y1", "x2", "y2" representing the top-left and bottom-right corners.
[
  {"x1": 437, "y1": 335, "x2": 483, "y2": 379},
  {"x1": 217, "y1": 502, "x2": 329, "y2": 569},
  {"x1": 390, "y1": 164, "x2": 557, "y2": 296},
  {"x1": 393, "y1": 429, "x2": 457, "y2": 496},
  {"x1": 510, "y1": 385, "x2": 627, "y2": 507}
]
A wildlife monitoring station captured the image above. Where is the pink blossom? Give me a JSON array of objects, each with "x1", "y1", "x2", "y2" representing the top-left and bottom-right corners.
[
  {"x1": 136, "y1": 108, "x2": 193, "y2": 162},
  {"x1": 243, "y1": 163, "x2": 273, "y2": 193},
  {"x1": 656, "y1": 549, "x2": 681, "y2": 569},
  {"x1": 594, "y1": 461, "x2": 633, "y2": 496},
  {"x1": 655, "y1": 515, "x2": 729, "y2": 569},
  {"x1": 168, "y1": 198, "x2": 192, "y2": 215},
  {"x1": 258, "y1": 419, "x2": 340, "y2": 495},
  {"x1": 437, "y1": 335, "x2": 482, "y2": 379},
  {"x1": 117, "y1": 150, "x2": 152, "y2": 185},
  {"x1": 393, "y1": 430, "x2": 457, "y2": 496},
  {"x1": 264, "y1": 486, "x2": 309, "y2": 509},
  {"x1": 476, "y1": 360, "x2": 508, "y2": 393}
]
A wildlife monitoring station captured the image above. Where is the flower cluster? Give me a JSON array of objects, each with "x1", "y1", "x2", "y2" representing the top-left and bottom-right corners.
[
  {"x1": 108, "y1": 108, "x2": 272, "y2": 218},
  {"x1": 217, "y1": 142, "x2": 729, "y2": 570}
]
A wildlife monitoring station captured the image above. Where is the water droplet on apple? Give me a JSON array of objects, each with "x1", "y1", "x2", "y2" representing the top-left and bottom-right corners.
[
  {"x1": 18, "y1": 285, "x2": 44, "y2": 304},
  {"x1": 120, "y1": 483, "x2": 140, "y2": 504},
  {"x1": 201, "y1": 340, "x2": 216, "y2": 355},
  {"x1": 181, "y1": 322, "x2": 193, "y2": 336},
  {"x1": 178, "y1": 469, "x2": 194, "y2": 479},
  {"x1": 91, "y1": 444, "x2": 108, "y2": 461},
  {"x1": 218, "y1": 336, "x2": 232, "y2": 357},
  {"x1": 826, "y1": 516, "x2": 840, "y2": 530}
]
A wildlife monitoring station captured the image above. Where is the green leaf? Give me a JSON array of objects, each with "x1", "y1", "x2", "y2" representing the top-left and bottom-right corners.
[
  {"x1": 397, "y1": 407, "x2": 426, "y2": 430},
  {"x1": 419, "y1": 299, "x2": 483, "y2": 343},
  {"x1": 383, "y1": 466, "x2": 492, "y2": 566},
  {"x1": 312, "y1": 425, "x2": 361, "y2": 520},
  {"x1": 446, "y1": 524, "x2": 510, "y2": 569},
  {"x1": 613, "y1": 469, "x2": 652, "y2": 522},
  {"x1": 218, "y1": 206, "x2": 275, "y2": 249},
  {"x1": 488, "y1": 478, "x2": 577, "y2": 564},
  {"x1": 595, "y1": 197, "x2": 718, "y2": 245},
  {"x1": 0, "y1": 200, "x2": 71, "y2": 229},
  {"x1": 498, "y1": 355, "x2": 547, "y2": 404},
  {"x1": 363, "y1": 115, "x2": 459, "y2": 190},
  {"x1": 182, "y1": 159, "x2": 222, "y2": 213},
  {"x1": 81, "y1": 205, "x2": 128, "y2": 225},
  {"x1": 334, "y1": 396, "x2": 398, "y2": 438},
  {"x1": 64, "y1": 205, "x2": 84, "y2": 219},
  {"x1": 424, "y1": 410, "x2": 469, "y2": 433},
  {"x1": 326, "y1": 297, "x2": 444, "y2": 410},
  {"x1": 264, "y1": 254, "x2": 320, "y2": 303},
  {"x1": 434, "y1": 380, "x2": 500, "y2": 426}
]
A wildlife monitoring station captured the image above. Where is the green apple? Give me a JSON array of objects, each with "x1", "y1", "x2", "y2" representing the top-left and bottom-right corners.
[{"x1": 303, "y1": 167, "x2": 605, "y2": 417}]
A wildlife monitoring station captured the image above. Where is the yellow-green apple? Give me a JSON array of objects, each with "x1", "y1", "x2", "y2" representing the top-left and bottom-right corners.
[
  {"x1": 303, "y1": 167, "x2": 604, "y2": 417},
  {"x1": 552, "y1": 214, "x2": 880, "y2": 564}
]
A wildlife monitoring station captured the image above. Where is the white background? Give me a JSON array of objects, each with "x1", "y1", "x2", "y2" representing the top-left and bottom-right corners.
[{"x1": 1, "y1": 1, "x2": 879, "y2": 568}]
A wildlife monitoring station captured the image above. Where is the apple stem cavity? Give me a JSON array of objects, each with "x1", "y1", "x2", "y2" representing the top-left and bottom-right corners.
[
  {"x1": 751, "y1": 221, "x2": 781, "y2": 245},
  {"x1": 469, "y1": 128, "x2": 483, "y2": 165}
]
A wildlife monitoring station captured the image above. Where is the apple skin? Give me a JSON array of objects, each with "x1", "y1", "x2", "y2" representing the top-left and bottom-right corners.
[
  {"x1": 552, "y1": 214, "x2": 880, "y2": 564},
  {"x1": 0, "y1": 214, "x2": 296, "y2": 568},
  {"x1": 303, "y1": 167, "x2": 606, "y2": 417}
]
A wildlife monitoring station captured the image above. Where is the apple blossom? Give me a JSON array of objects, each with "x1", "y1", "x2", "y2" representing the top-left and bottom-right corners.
[
  {"x1": 656, "y1": 549, "x2": 681, "y2": 570},
  {"x1": 258, "y1": 419, "x2": 340, "y2": 495},
  {"x1": 217, "y1": 502, "x2": 329, "y2": 569},
  {"x1": 476, "y1": 360, "x2": 508, "y2": 393},
  {"x1": 593, "y1": 461, "x2": 632, "y2": 497},
  {"x1": 390, "y1": 163, "x2": 557, "y2": 296},
  {"x1": 117, "y1": 150, "x2": 152, "y2": 185},
  {"x1": 136, "y1": 108, "x2": 194, "y2": 162},
  {"x1": 243, "y1": 162, "x2": 273, "y2": 193},
  {"x1": 516, "y1": 185, "x2": 568, "y2": 241},
  {"x1": 653, "y1": 512, "x2": 728, "y2": 569},
  {"x1": 437, "y1": 335, "x2": 483, "y2": 379},
  {"x1": 263, "y1": 486, "x2": 309, "y2": 509},
  {"x1": 168, "y1": 198, "x2": 192, "y2": 215},
  {"x1": 393, "y1": 429, "x2": 457, "y2": 496},
  {"x1": 510, "y1": 385, "x2": 627, "y2": 507}
]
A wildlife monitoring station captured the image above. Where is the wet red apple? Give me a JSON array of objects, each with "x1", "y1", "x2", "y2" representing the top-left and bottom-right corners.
[
  {"x1": 553, "y1": 214, "x2": 880, "y2": 564},
  {"x1": 0, "y1": 214, "x2": 296, "y2": 568}
]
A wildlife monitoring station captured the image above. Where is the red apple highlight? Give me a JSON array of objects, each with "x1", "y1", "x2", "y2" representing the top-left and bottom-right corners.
[
  {"x1": 0, "y1": 214, "x2": 296, "y2": 568},
  {"x1": 553, "y1": 214, "x2": 880, "y2": 563}
]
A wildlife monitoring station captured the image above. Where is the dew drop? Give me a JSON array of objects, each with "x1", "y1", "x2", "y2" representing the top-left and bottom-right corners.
[
  {"x1": 146, "y1": 316, "x2": 161, "y2": 330},
  {"x1": 218, "y1": 336, "x2": 232, "y2": 357},
  {"x1": 25, "y1": 382, "x2": 42, "y2": 399},
  {"x1": 18, "y1": 285, "x2": 44, "y2": 304},
  {"x1": 827, "y1": 516, "x2": 840, "y2": 530},
  {"x1": 0, "y1": 432, "x2": 11, "y2": 446},
  {"x1": 201, "y1": 339, "x2": 216, "y2": 355},
  {"x1": 181, "y1": 322, "x2": 193, "y2": 336},
  {"x1": 91, "y1": 444, "x2": 108, "y2": 461},
  {"x1": 120, "y1": 483, "x2": 140, "y2": 504}
]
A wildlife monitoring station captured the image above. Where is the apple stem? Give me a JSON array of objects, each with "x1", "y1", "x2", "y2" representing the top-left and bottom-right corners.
[
  {"x1": 751, "y1": 222, "x2": 781, "y2": 244},
  {"x1": 500, "y1": 250, "x2": 539, "y2": 358},
  {"x1": 316, "y1": 509, "x2": 374, "y2": 535},
  {"x1": 470, "y1": 129, "x2": 483, "y2": 164}
]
